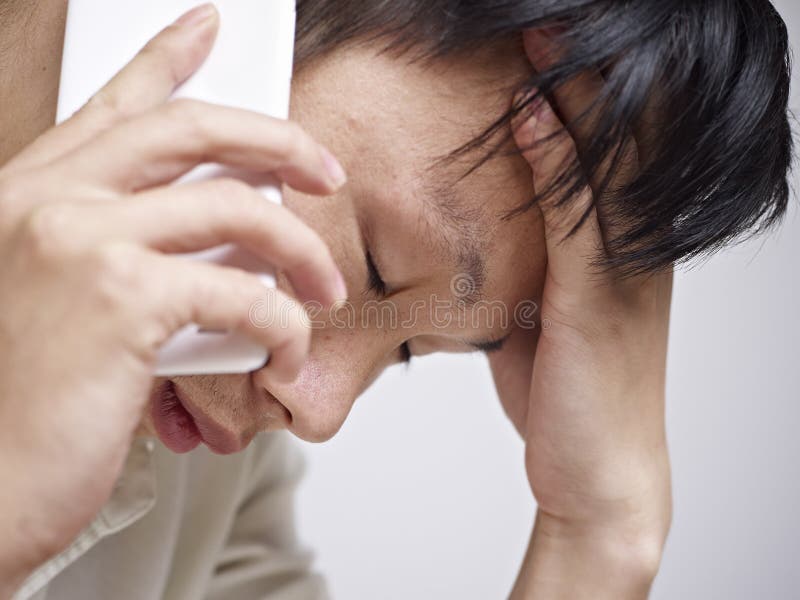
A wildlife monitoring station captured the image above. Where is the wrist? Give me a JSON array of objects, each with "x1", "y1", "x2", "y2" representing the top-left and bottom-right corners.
[
  {"x1": 513, "y1": 511, "x2": 669, "y2": 600},
  {"x1": 535, "y1": 511, "x2": 668, "y2": 583}
]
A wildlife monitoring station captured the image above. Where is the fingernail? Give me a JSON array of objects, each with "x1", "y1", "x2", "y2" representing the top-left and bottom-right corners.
[
  {"x1": 174, "y1": 3, "x2": 217, "y2": 28},
  {"x1": 319, "y1": 145, "x2": 348, "y2": 188}
]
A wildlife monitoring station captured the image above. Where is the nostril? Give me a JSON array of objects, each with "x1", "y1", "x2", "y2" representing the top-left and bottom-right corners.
[{"x1": 260, "y1": 387, "x2": 293, "y2": 428}]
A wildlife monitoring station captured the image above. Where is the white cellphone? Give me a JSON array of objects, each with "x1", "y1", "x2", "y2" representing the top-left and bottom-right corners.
[{"x1": 57, "y1": 0, "x2": 296, "y2": 376}]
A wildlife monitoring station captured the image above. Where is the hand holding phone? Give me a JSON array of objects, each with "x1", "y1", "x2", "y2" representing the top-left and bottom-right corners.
[
  {"x1": 58, "y1": 0, "x2": 297, "y2": 375},
  {"x1": 1, "y1": 9, "x2": 346, "y2": 593}
]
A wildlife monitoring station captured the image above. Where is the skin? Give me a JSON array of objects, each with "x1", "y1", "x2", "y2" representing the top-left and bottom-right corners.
[
  {"x1": 0, "y1": 3, "x2": 671, "y2": 598},
  {"x1": 145, "y1": 38, "x2": 547, "y2": 446}
]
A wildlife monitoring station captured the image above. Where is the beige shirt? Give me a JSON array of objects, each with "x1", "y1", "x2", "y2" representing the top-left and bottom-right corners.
[{"x1": 13, "y1": 433, "x2": 328, "y2": 600}]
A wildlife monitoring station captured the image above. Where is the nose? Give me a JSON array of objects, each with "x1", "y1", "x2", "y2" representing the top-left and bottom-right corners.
[{"x1": 251, "y1": 322, "x2": 400, "y2": 442}]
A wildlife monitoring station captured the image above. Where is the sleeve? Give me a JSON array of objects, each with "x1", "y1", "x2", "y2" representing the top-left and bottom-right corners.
[{"x1": 204, "y1": 432, "x2": 330, "y2": 600}]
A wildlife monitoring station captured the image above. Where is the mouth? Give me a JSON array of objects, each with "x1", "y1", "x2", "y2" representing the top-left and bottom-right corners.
[{"x1": 150, "y1": 381, "x2": 248, "y2": 455}]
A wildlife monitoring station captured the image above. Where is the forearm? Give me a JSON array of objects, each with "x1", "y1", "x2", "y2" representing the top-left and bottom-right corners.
[{"x1": 510, "y1": 512, "x2": 665, "y2": 600}]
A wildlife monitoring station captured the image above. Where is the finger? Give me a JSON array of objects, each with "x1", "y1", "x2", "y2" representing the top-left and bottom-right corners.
[
  {"x1": 514, "y1": 95, "x2": 604, "y2": 285},
  {"x1": 523, "y1": 29, "x2": 607, "y2": 160},
  {"x1": 63, "y1": 178, "x2": 347, "y2": 306},
  {"x1": 133, "y1": 246, "x2": 312, "y2": 383},
  {"x1": 49, "y1": 100, "x2": 347, "y2": 195},
  {"x1": 525, "y1": 28, "x2": 660, "y2": 169},
  {"x1": 523, "y1": 28, "x2": 638, "y2": 242},
  {"x1": 5, "y1": 4, "x2": 220, "y2": 175}
]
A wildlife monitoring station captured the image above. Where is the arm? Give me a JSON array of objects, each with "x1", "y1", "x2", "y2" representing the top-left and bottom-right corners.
[
  {"x1": 510, "y1": 514, "x2": 664, "y2": 600},
  {"x1": 494, "y1": 29, "x2": 673, "y2": 599},
  {"x1": 0, "y1": 8, "x2": 346, "y2": 596}
]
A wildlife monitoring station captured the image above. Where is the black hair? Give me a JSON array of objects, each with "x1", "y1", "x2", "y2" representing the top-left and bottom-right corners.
[{"x1": 295, "y1": 0, "x2": 794, "y2": 275}]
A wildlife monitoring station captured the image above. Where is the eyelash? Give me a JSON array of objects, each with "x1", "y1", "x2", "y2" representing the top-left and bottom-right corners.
[
  {"x1": 366, "y1": 251, "x2": 411, "y2": 365},
  {"x1": 365, "y1": 250, "x2": 388, "y2": 297},
  {"x1": 399, "y1": 341, "x2": 412, "y2": 365}
]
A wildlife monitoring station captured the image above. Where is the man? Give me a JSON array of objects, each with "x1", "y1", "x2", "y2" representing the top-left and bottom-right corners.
[{"x1": 0, "y1": 1, "x2": 791, "y2": 598}]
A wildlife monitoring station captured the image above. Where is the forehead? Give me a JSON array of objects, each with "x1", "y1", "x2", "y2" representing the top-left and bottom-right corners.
[
  {"x1": 293, "y1": 39, "x2": 534, "y2": 213},
  {"x1": 292, "y1": 36, "x2": 531, "y2": 157},
  {"x1": 291, "y1": 38, "x2": 544, "y2": 299}
]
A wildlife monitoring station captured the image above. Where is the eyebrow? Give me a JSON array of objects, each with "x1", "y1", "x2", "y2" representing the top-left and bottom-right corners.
[
  {"x1": 403, "y1": 171, "x2": 516, "y2": 356},
  {"x1": 420, "y1": 176, "x2": 488, "y2": 307}
]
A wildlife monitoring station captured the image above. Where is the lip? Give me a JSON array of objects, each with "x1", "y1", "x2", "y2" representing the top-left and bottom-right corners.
[{"x1": 150, "y1": 381, "x2": 247, "y2": 455}]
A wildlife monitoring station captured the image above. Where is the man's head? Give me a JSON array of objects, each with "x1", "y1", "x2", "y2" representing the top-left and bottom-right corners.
[{"x1": 142, "y1": 0, "x2": 793, "y2": 449}]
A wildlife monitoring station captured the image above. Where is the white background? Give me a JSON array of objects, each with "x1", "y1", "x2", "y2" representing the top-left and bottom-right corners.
[{"x1": 296, "y1": 1, "x2": 800, "y2": 597}]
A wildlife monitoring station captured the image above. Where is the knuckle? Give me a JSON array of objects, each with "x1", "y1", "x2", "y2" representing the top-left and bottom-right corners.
[
  {"x1": 277, "y1": 121, "x2": 309, "y2": 162},
  {"x1": 138, "y1": 37, "x2": 173, "y2": 72},
  {"x1": 0, "y1": 176, "x2": 15, "y2": 203},
  {"x1": 289, "y1": 231, "x2": 334, "y2": 273},
  {"x1": 286, "y1": 310, "x2": 313, "y2": 358},
  {"x1": 207, "y1": 178, "x2": 261, "y2": 221},
  {"x1": 283, "y1": 120, "x2": 306, "y2": 141},
  {"x1": 20, "y1": 204, "x2": 80, "y2": 260},
  {"x1": 544, "y1": 187, "x2": 594, "y2": 231},
  {"x1": 210, "y1": 177, "x2": 256, "y2": 203},
  {"x1": 87, "y1": 243, "x2": 143, "y2": 311},
  {"x1": 262, "y1": 204, "x2": 321, "y2": 253},
  {"x1": 89, "y1": 243, "x2": 167, "y2": 356},
  {"x1": 282, "y1": 297, "x2": 312, "y2": 337},
  {"x1": 307, "y1": 231, "x2": 334, "y2": 262},
  {"x1": 164, "y1": 98, "x2": 207, "y2": 137},
  {"x1": 272, "y1": 311, "x2": 311, "y2": 361},
  {"x1": 165, "y1": 97, "x2": 195, "y2": 115},
  {"x1": 140, "y1": 36, "x2": 183, "y2": 83},
  {"x1": 140, "y1": 35, "x2": 168, "y2": 57},
  {"x1": 261, "y1": 290, "x2": 309, "y2": 338},
  {"x1": 83, "y1": 89, "x2": 128, "y2": 125},
  {"x1": 0, "y1": 177, "x2": 22, "y2": 230}
]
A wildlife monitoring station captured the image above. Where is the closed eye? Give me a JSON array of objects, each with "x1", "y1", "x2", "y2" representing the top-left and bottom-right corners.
[
  {"x1": 399, "y1": 341, "x2": 412, "y2": 365},
  {"x1": 364, "y1": 249, "x2": 409, "y2": 363},
  {"x1": 469, "y1": 333, "x2": 511, "y2": 354},
  {"x1": 365, "y1": 250, "x2": 388, "y2": 297}
]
